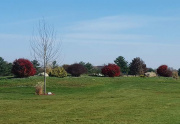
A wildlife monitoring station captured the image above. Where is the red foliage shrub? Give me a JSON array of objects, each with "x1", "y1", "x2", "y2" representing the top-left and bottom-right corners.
[
  {"x1": 67, "y1": 63, "x2": 87, "y2": 77},
  {"x1": 11, "y1": 58, "x2": 36, "y2": 78},
  {"x1": 157, "y1": 65, "x2": 172, "y2": 77},
  {"x1": 101, "y1": 64, "x2": 120, "y2": 77}
]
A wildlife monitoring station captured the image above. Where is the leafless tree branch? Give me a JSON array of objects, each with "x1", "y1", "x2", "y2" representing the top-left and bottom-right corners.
[{"x1": 30, "y1": 19, "x2": 61, "y2": 94}]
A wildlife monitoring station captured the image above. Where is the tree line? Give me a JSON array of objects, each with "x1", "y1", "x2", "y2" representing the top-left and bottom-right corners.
[{"x1": 1, "y1": 55, "x2": 180, "y2": 77}]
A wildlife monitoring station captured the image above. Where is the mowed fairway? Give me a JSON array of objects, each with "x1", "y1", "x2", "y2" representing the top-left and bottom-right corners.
[{"x1": 0, "y1": 76, "x2": 180, "y2": 124}]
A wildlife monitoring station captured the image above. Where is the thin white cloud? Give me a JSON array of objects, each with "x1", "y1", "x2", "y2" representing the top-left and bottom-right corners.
[
  {"x1": 63, "y1": 33, "x2": 152, "y2": 42},
  {"x1": 63, "y1": 38, "x2": 180, "y2": 47},
  {"x1": 65, "y1": 15, "x2": 144, "y2": 32},
  {"x1": 64, "y1": 15, "x2": 180, "y2": 33},
  {"x1": 62, "y1": 15, "x2": 180, "y2": 47}
]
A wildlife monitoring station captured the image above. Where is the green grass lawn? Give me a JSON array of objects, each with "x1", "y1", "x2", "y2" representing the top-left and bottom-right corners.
[{"x1": 0, "y1": 76, "x2": 180, "y2": 124}]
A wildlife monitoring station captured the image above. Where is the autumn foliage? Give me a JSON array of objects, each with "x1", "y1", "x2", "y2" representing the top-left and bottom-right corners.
[
  {"x1": 11, "y1": 58, "x2": 36, "y2": 78},
  {"x1": 101, "y1": 64, "x2": 120, "y2": 77},
  {"x1": 157, "y1": 65, "x2": 172, "y2": 77},
  {"x1": 67, "y1": 63, "x2": 87, "y2": 77}
]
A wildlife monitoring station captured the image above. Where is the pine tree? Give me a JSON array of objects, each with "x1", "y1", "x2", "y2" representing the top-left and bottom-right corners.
[{"x1": 114, "y1": 56, "x2": 129, "y2": 74}]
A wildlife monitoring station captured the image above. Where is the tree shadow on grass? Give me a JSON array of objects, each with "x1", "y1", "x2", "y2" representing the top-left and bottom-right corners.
[
  {"x1": 0, "y1": 76, "x2": 20, "y2": 80},
  {"x1": 0, "y1": 76, "x2": 36, "y2": 81},
  {"x1": 0, "y1": 90, "x2": 35, "y2": 95}
]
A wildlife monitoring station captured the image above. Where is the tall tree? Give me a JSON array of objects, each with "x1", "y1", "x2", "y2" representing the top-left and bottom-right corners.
[
  {"x1": 30, "y1": 19, "x2": 60, "y2": 94},
  {"x1": 52, "y1": 61, "x2": 58, "y2": 69},
  {"x1": 85, "y1": 62, "x2": 94, "y2": 73},
  {"x1": 79, "y1": 61, "x2": 94, "y2": 74},
  {"x1": 129, "y1": 57, "x2": 147, "y2": 76},
  {"x1": 79, "y1": 61, "x2": 86, "y2": 66},
  {"x1": 0, "y1": 57, "x2": 6, "y2": 76},
  {"x1": 114, "y1": 56, "x2": 129, "y2": 74},
  {"x1": 178, "y1": 68, "x2": 180, "y2": 76},
  {"x1": 31, "y1": 60, "x2": 40, "y2": 74},
  {"x1": 0, "y1": 57, "x2": 12, "y2": 76}
]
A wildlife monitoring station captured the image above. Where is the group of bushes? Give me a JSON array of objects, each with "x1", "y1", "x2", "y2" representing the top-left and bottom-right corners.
[
  {"x1": 113, "y1": 56, "x2": 179, "y2": 78},
  {"x1": 10, "y1": 58, "x2": 120, "y2": 78},
  {"x1": 10, "y1": 58, "x2": 88, "y2": 78},
  {"x1": 1, "y1": 57, "x2": 180, "y2": 79},
  {"x1": 101, "y1": 63, "x2": 179, "y2": 78},
  {"x1": 48, "y1": 63, "x2": 87, "y2": 77}
]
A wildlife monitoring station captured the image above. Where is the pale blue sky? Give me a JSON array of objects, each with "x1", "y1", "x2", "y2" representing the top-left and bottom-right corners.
[{"x1": 1, "y1": 0, "x2": 180, "y2": 69}]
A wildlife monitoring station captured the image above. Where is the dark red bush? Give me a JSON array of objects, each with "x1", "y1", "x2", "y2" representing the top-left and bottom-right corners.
[
  {"x1": 157, "y1": 65, "x2": 172, "y2": 77},
  {"x1": 11, "y1": 58, "x2": 36, "y2": 78},
  {"x1": 67, "y1": 63, "x2": 87, "y2": 77},
  {"x1": 101, "y1": 64, "x2": 120, "y2": 77}
]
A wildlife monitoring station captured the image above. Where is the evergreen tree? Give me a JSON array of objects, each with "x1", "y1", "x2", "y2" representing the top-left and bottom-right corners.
[
  {"x1": 0, "y1": 57, "x2": 12, "y2": 76},
  {"x1": 114, "y1": 56, "x2": 129, "y2": 74},
  {"x1": 31, "y1": 60, "x2": 40, "y2": 74},
  {"x1": 52, "y1": 61, "x2": 58, "y2": 69},
  {"x1": 79, "y1": 61, "x2": 94, "y2": 74},
  {"x1": 178, "y1": 68, "x2": 180, "y2": 76}
]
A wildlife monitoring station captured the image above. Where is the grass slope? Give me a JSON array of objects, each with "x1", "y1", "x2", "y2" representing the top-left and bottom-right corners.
[{"x1": 0, "y1": 76, "x2": 180, "y2": 124}]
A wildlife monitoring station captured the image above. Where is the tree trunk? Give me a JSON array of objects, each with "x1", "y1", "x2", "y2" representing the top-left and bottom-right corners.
[{"x1": 44, "y1": 58, "x2": 46, "y2": 94}]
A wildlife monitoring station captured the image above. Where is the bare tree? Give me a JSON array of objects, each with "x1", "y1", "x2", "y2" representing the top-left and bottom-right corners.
[{"x1": 30, "y1": 19, "x2": 60, "y2": 94}]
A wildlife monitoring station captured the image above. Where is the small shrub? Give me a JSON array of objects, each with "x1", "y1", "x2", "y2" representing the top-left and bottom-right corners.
[
  {"x1": 50, "y1": 67, "x2": 67, "y2": 78},
  {"x1": 11, "y1": 58, "x2": 36, "y2": 78},
  {"x1": 157, "y1": 65, "x2": 172, "y2": 77},
  {"x1": 140, "y1": 75, "x2": 145, "y2": 78},
  {"x1": 172, "y1": 71, "x2": 179, "y2": 79},
  {"x1": 101, "y1": 64, "x2": 120, "y2": 77},
  {"x1": 35, "y1": 82, "x2": 44, "y2": 95},
  {"x1": 67, "y1": 63, "x2": 87, "y2": 77}
]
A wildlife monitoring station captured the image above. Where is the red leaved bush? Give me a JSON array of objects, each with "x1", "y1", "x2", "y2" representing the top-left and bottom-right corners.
[
  {"x1": 157, "y1": 65, "x2": 172, "y2": 77},
  {"x1": 67, "y1": 63, "x2": 87, "y2": 77},
  {"x1": 101, "y1": 64, "x2": 120, "y2": 77},
  {"x1": 11, "y1": 58, "x2": 36, "y2": 78}
]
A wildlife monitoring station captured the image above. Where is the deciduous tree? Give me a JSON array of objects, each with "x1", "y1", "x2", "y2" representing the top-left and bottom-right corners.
[
  {"x1": 129, "y1": 57, "x2": 147, "y2": 76},
  {"x1": 30, "y1": 19, "x2": 60, "y2": 94}
]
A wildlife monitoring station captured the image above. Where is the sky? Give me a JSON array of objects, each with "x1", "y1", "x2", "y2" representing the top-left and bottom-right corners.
[{"x1": 1, "y1": 0, "x2": 180, "y2": 69}]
